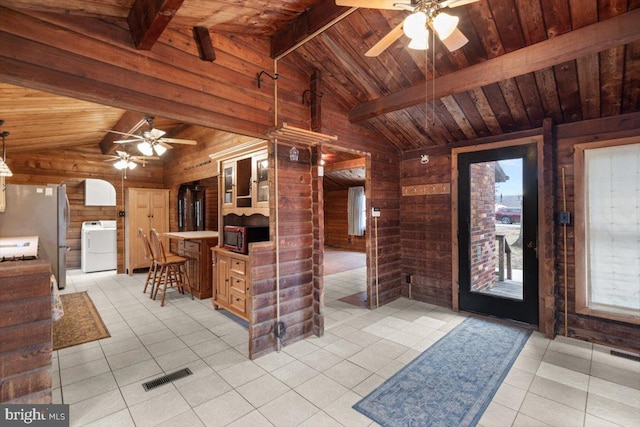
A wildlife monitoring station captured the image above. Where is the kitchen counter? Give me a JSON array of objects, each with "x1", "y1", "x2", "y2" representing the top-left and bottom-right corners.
[
  {"x1": 164, "y1": 231, "x2": 219, "y2": 240},
  {"x1": 163, "y1": 231, "x2": 219, "y2": 299}
]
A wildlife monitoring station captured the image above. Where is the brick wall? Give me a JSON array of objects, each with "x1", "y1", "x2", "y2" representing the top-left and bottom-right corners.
[{"x1": 470, "y1": 162, "x2": 497, "y2": 292}]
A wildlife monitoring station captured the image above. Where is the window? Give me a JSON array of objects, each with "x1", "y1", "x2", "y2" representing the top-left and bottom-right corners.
[
  {"x1": 348, "y1": 186, "x2": 366, "y2": 236},
  {"x1": 575, "y1": 140, "x2": 640, "y2": 324}
]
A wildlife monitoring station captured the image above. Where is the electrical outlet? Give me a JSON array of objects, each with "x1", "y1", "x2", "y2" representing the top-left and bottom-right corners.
[
  {"x1": 118, "y1": 210, "x2": 126, "y2": 217},
  {"x1": 558, "y1": 211, "x2": 571, "y2": 225}
]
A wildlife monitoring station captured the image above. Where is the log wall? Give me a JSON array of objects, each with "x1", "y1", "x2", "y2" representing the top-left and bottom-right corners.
[{"x1": 0, "y1": 260, "x2": 52, "y2": 404}]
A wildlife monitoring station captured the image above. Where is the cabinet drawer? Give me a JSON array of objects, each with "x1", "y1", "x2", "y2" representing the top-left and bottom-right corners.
[
  {"x1": 229, "y1": 292, "x2": 246, "y2": 313},
  {"x1": 230, "y1": 275, "x2": 246, "y2": 294},
  {"x1": 184, "y1": 241, "x2": 200, "y2": 252},
  {"x1": 230, "y1": 258, "x2": 246, "y2": 275}
]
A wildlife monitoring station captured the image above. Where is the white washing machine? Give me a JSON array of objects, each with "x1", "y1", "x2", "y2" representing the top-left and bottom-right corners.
[{"x1": 81, "y1": 220, "x2": 117, "y2": 273}]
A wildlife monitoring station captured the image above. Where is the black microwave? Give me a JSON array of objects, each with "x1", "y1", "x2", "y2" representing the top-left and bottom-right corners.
[{"x1": 223, "y1": 225, "x2": 269, "y2": 254}]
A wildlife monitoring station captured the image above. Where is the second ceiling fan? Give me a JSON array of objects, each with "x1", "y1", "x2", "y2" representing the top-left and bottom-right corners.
[
  {"x1": 109, "y1": 116, "x2": 197, "y2": 156},
  {"x1": 336, "y1": 0, "x2": 479, "y2": 57}
]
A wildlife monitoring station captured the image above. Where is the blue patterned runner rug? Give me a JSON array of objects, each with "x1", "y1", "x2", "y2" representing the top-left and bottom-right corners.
[{"x1": 353, "y1": 316, "x2": 532, "y2": 427}]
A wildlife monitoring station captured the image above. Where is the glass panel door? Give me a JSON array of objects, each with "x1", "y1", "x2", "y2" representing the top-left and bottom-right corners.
[{"x1": 458, "y1": 144, "x2": 539, "y2": 325}]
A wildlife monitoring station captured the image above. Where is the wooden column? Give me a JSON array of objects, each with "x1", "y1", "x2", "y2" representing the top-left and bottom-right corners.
[
  {"x1": 541, "y1": 118, "x2": 556, "y2": 338},
  {"x1": 310, "y1": 69, "x2": 322, "y2": 133}
]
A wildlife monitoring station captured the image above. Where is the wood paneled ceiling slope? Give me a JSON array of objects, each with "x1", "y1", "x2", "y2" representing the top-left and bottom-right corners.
[{"x1": 0, "y1": 0, "x2": 638, "y2": 156}]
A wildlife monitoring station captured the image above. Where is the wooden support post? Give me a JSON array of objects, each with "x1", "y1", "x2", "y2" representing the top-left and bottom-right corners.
[{"x1": 310, "y1": 69, "x2": 322, "y2": 132}]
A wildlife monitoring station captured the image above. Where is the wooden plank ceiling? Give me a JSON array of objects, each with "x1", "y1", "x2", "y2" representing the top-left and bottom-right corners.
[{"x1": 0, "y1": 0, "x2": 638, "y2": 156}]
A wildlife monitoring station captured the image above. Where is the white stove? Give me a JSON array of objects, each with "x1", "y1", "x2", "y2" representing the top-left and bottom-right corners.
[{"x1": 0, "y1": 235, "x2": 39, "y2": 261}]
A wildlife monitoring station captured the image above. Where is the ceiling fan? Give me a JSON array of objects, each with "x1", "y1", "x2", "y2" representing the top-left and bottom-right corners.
[
  {"x1": 107, "y1": 116, "x2": 197, "y2": 156},
  {"x1": 103, "y1": 150, "x2": 159, "y2": 170},
  {"x1": 336, "y1": 0, "x2": 479, "y2": 57}
]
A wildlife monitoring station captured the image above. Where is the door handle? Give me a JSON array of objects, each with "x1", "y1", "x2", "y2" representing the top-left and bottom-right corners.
[{"x1": 527, "y1": 240, "x2": 538, "y2": 257}]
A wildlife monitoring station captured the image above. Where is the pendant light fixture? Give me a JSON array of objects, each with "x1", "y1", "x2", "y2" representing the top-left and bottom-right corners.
[{"x1": 0, "y1": 130, "x2": 12, "y2": 177}]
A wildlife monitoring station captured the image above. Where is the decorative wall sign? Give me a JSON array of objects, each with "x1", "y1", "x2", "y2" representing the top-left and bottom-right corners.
[{"x1": 402, "y1": 183, "x2": 450, "y2": 196}]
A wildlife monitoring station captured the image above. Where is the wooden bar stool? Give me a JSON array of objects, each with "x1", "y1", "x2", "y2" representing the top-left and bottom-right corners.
[
  {"x1": 138, "y1": 228, "x2": 159, "y2": 297},
  {"x1": 149, "y1": 229, "x2": 194, "y2": 307}
]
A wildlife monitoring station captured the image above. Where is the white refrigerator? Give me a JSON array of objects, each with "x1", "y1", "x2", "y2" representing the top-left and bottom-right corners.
[{"x1": 0, "y1": 184, "x2": 70, "y2": 289}]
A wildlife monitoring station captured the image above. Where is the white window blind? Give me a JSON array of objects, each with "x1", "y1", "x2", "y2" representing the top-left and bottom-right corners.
[{"x1": 585, "y1": 143, "x2": 640, "y2": 316}]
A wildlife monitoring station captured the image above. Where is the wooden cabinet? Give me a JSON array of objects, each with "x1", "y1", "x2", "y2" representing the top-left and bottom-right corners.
[
  {"x1": 213, "y1": 248, "x2": 250, "y2": 321},
  {"x1": 221, "y1": 149, "x2": 269, "y2": 216},
  {"x1": 125, "y1": 188, "x2": 169, "y2": 274},
  {"x1": 169, "y1": 233, "x2": 218, "y2": 299}
]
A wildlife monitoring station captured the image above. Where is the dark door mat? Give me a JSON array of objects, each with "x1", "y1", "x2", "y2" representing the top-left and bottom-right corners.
[{"x1": 339, "y1": 291, "x2": 368, "y2": 308}]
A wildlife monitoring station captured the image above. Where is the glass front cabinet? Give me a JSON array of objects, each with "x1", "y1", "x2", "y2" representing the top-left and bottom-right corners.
[{"x1": 220, "y1": 149, "x2": 269, "y2": 216}]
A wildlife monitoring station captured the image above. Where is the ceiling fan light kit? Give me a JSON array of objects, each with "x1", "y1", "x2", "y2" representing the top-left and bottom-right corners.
[
  {"x1": 339, "y1": 0, "x2": 478, "y2": 56},
  {"x1": 114, "y1": 159, "x2": 137, "y2": 170},
  {"x1": 432, "y1": 12, "x2": 459, "y2": 40},
  {"x1": 137, "y1": 141, "x2": 154, "y2": 156},
  {"x1": 408, "y1": 30, "x2": 429, "y2": 50},
  {"x1": 403, "y1": 11, "x2": 428, "y2": 39}
]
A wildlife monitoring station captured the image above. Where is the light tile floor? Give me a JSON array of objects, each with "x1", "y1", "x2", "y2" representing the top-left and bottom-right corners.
[{"x1": 52, "y1": 269, "x2": 640, "y2": 426}]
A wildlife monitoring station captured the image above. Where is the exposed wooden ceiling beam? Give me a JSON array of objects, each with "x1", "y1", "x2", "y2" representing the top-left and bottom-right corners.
[
  {"x1": 99, "y1": 111, "x2": 145, "y2": 154},
  {"x1": 349, "y1": 8, "x2": 640, "y2": 123},
  {"x1": 127, "y1": 0, "x2": 184, "y2": 50},
  {"x1": 324, "y1": 157, "x2": 365, "y2": 172},
  {"x1": 270, "y1": 0, "x2": 353, "y2": 59}
]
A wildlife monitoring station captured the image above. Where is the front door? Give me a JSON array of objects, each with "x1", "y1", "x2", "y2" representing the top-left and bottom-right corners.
[{"x1": 458, "y1": 144, "x2": 538, "y2": 325}]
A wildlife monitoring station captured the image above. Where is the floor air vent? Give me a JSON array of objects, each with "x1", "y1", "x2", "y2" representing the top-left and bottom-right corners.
[
  {"x1": 142, "y1": 368, "x2": 193, "y2": 391},
  {"x1": 610, "y1": 349, "x2": 640, "y2": 362}
]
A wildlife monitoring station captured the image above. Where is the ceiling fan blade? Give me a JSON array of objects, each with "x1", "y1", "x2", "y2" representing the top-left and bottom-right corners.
[
  {"x1": 335, "y1": 0, "x2": 400, "y2": 9},
  {"x1": 439, "y1": 0, "x2": 480, "y2": 8},
  {"x1": 158, "y1": 141, "x2": 174, "y2": 150},
  {"x1": 365, "y1": 22, "x2": 404, "y2": 57},
  {"x1": 105, "y1": 129, "x2": 142, "y2": 138},
  {"x1": 131, "y1": 155, "x2": 160, "y2": 161},
  {"x1": 158, "y1": 137, "x2": 197, "y2": 145},
  {"x1": 127, "y1": 118, "x2": 148, "y2": 135},
  {"x1": 102, "y1": 158, "x2": 118, "y2": 162},
  {"x1": 149, "y1": 128, "x2": 166, "y2": 139},
  {"x1": 438, "y1": 26, "x2": 469, "y2": 51},
  {"x1": 114, "y1": 139, "x2": 141, "y2": 144}
]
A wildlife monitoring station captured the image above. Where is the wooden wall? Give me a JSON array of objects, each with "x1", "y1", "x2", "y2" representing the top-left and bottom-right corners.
[
  {"x1": 4, "y1": 146, "x2": 165, "y2": 273},
  {"x1": 324, "y1": 189, "x2": 366, "y2": 252},
  {"x1": 0, "y1": 260, "x2": 52, "y2": 404},
  {"x1": 399, "y1": 113, "x2": 640, "y2": 351},
  {"x1": 554, "y1": 115, "x2": 640, "y2": 351},
  {"x1": 400, "y1": 148, "x2": 452, "y2": 307}
]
